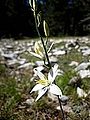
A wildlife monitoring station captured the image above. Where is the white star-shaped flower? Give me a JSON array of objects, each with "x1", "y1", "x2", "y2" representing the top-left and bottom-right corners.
[
  {"x1": 30, "y1": 64, "x2": 62, "y2": 101},
  {"x1": 30, "y1": 41, "x2": 53, "y2": 59},
  {"x1": 30, "y1": 42, "x2": 44, "y2": 59}
]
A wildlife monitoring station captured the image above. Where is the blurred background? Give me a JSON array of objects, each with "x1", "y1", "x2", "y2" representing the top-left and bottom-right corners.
[{"x1": 0, "y1": 0, "x2": 90, "y2": 39}]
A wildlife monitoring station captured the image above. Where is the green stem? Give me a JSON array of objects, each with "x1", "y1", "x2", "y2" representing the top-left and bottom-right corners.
[
  {"x1": 34, "y1": 11, "x2": 65, "y2": 120},
  {"x1": 46, "y1": 36, "x2": 48, "y2": 45},
  {"x1": 58, "y1": 96, "x2": 66, "y2": 120},
  {"x1": 34, "y1": 13, "x2": 51, "y2": 69}
]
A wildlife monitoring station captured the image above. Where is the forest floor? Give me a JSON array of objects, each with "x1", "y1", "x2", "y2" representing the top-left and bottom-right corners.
[{"x1": 0, "y1": 36, "x2": 90, "y2": 120}]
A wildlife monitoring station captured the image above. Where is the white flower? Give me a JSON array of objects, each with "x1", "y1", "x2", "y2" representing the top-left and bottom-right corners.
[
  {"x1": 30, "y1": 41, "x2": 53, "y2": 59},
  {"x1": 30, "y1": 64, "x2": 62, "y2": 101},
  {"x1": 30, "y1": 42, "x2": 44, "y2": 59}
]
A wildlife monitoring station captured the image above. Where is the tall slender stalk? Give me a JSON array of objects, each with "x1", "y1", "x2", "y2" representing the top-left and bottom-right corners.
[
  {"x1": 34, "y1": 13, "x2": 51, "y2": 69},
  {"x1": 33, "y1": 13, "x2": 65, "y2": 120},
  {"x1": 58, "y1": 96, "x2": 66, "y2": 120}
]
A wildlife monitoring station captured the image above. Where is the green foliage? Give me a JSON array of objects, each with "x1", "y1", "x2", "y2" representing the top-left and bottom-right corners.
[
  {"x1": 45, "y1": 0, "x2": 90, "y2": 36},
  {"x1": 0, "y1": 64, "x2": 6, "y2": 75},
  {"x1": 81, "y1": 78, "x2": 90, "y2": 91},
  {"x1": 0, "y1": 0, "x2": 90, "y2": 37},
  {"x1": 56, "y1": 70, "x2": 76, "y2": 90},
  {"x1": 0, "y1": 77, "x2": 21, "y2": 110}
]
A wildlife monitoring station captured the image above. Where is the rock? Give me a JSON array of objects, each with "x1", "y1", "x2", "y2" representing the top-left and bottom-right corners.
[
  {"x1": 78, "y1": 69, "x2": 90, "y2": 78},
  {"x1": 17, "y1": 58, "x2": 26, "y2": 65},
  {"x1": 60, "y1": 95, "x2": 69, "y2": 102},
  {"x1": 78, "y1": 46, "x2": 89, "y2": 52},
  {"x1": 53, "y1": 49, "x2": 66, "y2": 56},
  {"x1": 65, "y1": 40, "x2": 80, "y2": 50},
  {"x1": 35, "y1": 61, "x2": 44, "y2": 66},
  {"x1": 75, "y1": 62, "x2": 90, "y2": 71},
  {"x1": 7, "y1": 59, "x2": 18, "y2": 65},
  {"x1": 69, "y1": 61, "x2": 79, "y2": 67},
  {"x1": 18, "y1": 62, "x2": 34, "y2": 69},
  {"x1": 56, "y1": 104, "x2": 73, "y2": 113},
  {"x1": 77, "y1": 87, "x2": 87, "y2": 98},
  {"x1": 5, "y1": 45, "x2": 13, "y2": 49},
  {"x1": 25, "y1": 98, "x2": 34, "y2": 105},
  {"x1": 68, "y1": 76, "x2": 81, "y2": 86},
  {"x1": 49, "y1": 56, "x2": 58, "y2": 63},
  {"x1": 1, "y1": 53, "x2": 17, "y2": 60},
  {"x1": 82, "y1": 48, "x2": 90, "y2": 56}
]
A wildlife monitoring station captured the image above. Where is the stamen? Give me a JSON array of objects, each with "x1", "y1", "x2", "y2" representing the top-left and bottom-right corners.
[{"x1": 36, "y1": 79, "x2": 49, "y2": 86}]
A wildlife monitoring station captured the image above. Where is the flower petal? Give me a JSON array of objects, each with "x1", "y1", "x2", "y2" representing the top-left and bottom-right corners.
[
  {"x1": 35, "y1": 70, "x2": 47, "y2": 80},
  {"x1": 48, "y1": 69, "x2": 53, "y2": 83},
  {"x1": 35, "y1": 88, "x2": 47, "y2": 101},
  {"x1": 53, "y1": 64, "x2": 58, "y2": 71},
  {"x1": 49, "y1": 84, "x2": 62, "y2": 96},
  {"x1": 30, "y1": 52, "x2": 42, "y2": 59},
  {"x1": 34, "y1": 42, "x2": 44, "y2": 57},
  {"x1": 30, "y1": 84, "x2": 44, "y2": 93},
  {"x1": 47, "y1": 42, "x2": 54, "y2": 53},
  {"x1": 52, "y1": 64, "x2": 58, "y2": 79},
  {"x1": 48, "y1": 64, "x2": 58, "y2": 83},
  {"x1": 34, "y1": 66, "x2": 44, "y2": 72}
]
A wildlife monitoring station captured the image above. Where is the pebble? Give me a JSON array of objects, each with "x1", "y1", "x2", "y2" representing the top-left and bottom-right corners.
[{"x1": 25, "y1": 98, "x2": 34, "y2": 105}]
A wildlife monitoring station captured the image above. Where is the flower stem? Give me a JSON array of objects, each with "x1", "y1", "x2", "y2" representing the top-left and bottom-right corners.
[
  {"x1": 58, "y1": 96, "x2": 66, "y2": 120},
  {"x1": 34, "y1": 11, "x2": 65, "y2": 120},
  {"x1": 34, "y1": 14, "x2": 51, "y2": 69}
]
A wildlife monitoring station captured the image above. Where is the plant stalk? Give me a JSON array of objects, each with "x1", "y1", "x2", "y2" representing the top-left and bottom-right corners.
[
  {"x1": 58, "y1": 96, "x2": 66, "y2": 120},
  {"x1": 34, "y1": 11, "x2": 65, "y2": 120},
  {"x1": 34, "y1": 13, "x2": 51, "y2": 68}
]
